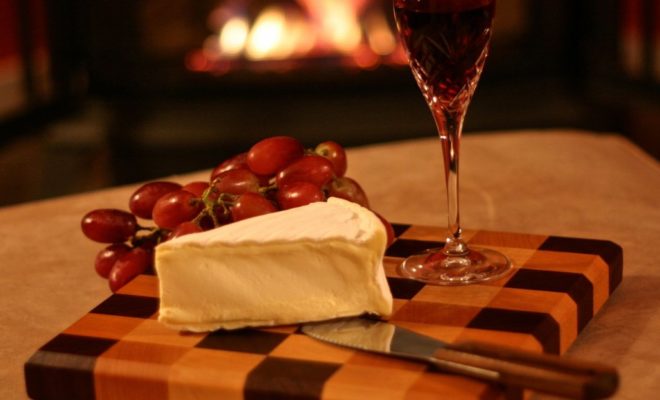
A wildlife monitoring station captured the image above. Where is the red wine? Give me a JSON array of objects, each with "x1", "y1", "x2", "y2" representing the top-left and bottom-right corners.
[{"x1": 394, "y1": 0, "x2": 495, "y2": 110}]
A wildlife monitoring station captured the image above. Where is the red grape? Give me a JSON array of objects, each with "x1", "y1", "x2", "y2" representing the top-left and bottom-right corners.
[
  {"x1": 152, "y1": 190, "x2": 204, "y2": 229},
  {"x1": 81, "y1": 209, "x2": 138, "y2": 243},
  {"x1": 315, "y1": 141, "x2": 347, "y2": 177},
  {"x1": 108, "y1": 247, "x2": 151, "y2": 292},
  {"x1": 328, "y1": 177, "x2": 370, "y2": 208},
  {"x1": 247, "y1": 136, "x2": 304, "y2": 176},
  {"x1": 276, "y1": 181, "x2": 325, "y2": 209},
  {"x1": 213, "y1": 168, "x2": 260, "y2": 195},
  {"x1": 94, "y1": 243, "x2": 131, "y2": 278},
  {"x1": 182, "y1": 181, "x2": 209, "y2": 198},
  {"x1": 171, "y1": 221, "x2": 203, "y2": 238},
  {"x1": 231, "y1": 193, "x2": 278, "y2": 222},
  {"x1": 211, "y1": 152, "x2": 248, "y2": 181},
  {"x1": 129, "y1": 181, "x2": 182, "y2": 219},
  {"x1": 195, "y1": 216, "x2": 212, "y2": 231},
  {"x1": 276, "y1": 155, "x2": 335, "y2": 188}
]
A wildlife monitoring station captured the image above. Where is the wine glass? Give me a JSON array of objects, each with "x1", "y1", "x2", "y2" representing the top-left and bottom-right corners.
[{"x1": 393, "y1": 0, "x2": 512, "y2": 285}]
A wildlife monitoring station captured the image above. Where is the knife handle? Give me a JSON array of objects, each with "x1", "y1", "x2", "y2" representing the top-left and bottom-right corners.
[{"x1": 430, "y1": 341, "x2": 618, "y2": 399}]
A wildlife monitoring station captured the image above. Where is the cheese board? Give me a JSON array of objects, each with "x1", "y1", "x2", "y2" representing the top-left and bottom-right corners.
[{"x1": 24, "y1": 224, "x2": 622, "y2": 399}]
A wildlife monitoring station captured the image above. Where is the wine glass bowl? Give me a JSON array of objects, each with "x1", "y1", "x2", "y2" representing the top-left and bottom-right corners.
[
  {"x1": 394, "y1": 0, "x2": 512, "y2": 285},
  {"x1": 394, "y1": 0, "x2": 494, "y2": 117}
]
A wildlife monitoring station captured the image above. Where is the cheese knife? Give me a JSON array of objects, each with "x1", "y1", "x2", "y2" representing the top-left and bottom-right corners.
[{"x1": 302, "y1": 318, "x2": 618, "y2": 399}]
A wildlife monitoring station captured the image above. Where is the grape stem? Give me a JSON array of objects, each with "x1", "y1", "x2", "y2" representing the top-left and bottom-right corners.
[
  {"x1": 194, "y1": 184, "x2": 239, "y2": 228},
  {"x1": 259, "y1": 184, "x2": 277, "y2": 193}
]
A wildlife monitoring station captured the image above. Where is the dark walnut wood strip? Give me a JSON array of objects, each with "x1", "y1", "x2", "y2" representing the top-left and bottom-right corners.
[
  {"x1": 467, "y1": 309, "x2": 561, "y2": 354},
  {"x1": 24, "y1": 334, "x2": 116, "y2": 400},
  {"x1": 244, "y1": 357, "x2": 340, "y2": 400},
  {"x1": 196, "y1": 329, "x2": 290, "y2": 355},
  {"x1": 386, "y1": 276, "x2": 426, "y2": 300},
  {"x1": 391, "y1": 223, "x2": 412, "y2": 238},
  {"x1": 385, "y1": 239, "x2": 444, "y2": 258},
  {"x1": 91, "y1": 293, "x2": 159, "y2": 319}
]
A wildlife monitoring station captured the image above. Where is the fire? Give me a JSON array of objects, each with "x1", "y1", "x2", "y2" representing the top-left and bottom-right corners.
[
  {"x1": 245, "y1": 5, "x2": 314, "y2": 60},
  {"x1": 192, "y1": 0, "x2": 406, "y2": 72},
  {"x1": 364, "y1": 8, "x2": 397, "y2": 56},
  {"x1": 219, "y1": 16, "x2": 249, "y2": 58},
  {"x1": 303, "y1": 0, "x2": 364, "y2": 54}
]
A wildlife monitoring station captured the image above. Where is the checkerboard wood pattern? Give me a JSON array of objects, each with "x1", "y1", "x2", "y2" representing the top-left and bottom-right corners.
[{"x1": 24, "y1": 225, "x2": 622, "y2": 399}]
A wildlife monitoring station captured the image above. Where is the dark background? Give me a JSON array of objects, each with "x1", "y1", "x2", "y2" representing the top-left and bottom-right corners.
[{"x1": 1, "y1": 0, "x2": 659, "y2": 207}]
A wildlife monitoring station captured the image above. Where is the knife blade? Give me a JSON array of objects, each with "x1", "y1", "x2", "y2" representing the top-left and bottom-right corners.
[{"x1": 302, "y1": 318, "x2": 618, "y2": 400}]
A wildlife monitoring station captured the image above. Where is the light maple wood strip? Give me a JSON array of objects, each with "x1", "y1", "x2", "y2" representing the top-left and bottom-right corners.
[
  {"x1": 116, "y1": 274, "x2": 159, "y2": 298},
  {"x1": 413, "y1": 284, "x2": 503, "y2": 308},
  {"x1": 121, "y1": 319, "x2": 205, "y2": 348},
  {"x1": 406, "y1": 372, "x2": 501, "y2": 400},
  {"x1": 63, "y1": 313, "x2": 141, "y2": 340},
  {"x1": 469, "y1": 231, "x2": 548, "y2": 250},
  {"x1": 457, "y1": 328, "x2": 544, "y2": 354},
  {"x1": 169, "y1": 348, "x2": 264, "y2": 400},
  {"x1": 321, "y1": 363, "x2": 423, "y2": 400},
  {"x1": 269, "y1": 333, "x2": 355, "y2": 364},
  {"x1": 95, "y1": 341, "x2": 189, "y2": 400}
]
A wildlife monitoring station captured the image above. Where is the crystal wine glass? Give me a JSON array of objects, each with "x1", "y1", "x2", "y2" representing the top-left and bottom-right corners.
[{"x1": 393, "y1": 0, "x2": 512, "y2": 285}]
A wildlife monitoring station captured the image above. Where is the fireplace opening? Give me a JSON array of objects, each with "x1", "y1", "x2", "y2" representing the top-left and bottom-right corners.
[{"x1": 186, "y1": 0, "x2": 407, "y2": 75}]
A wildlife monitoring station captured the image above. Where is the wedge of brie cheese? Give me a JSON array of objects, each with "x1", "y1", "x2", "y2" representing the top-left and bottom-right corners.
[{"x1": 155, "y1": 197, "x2": 393, "y2": 332}]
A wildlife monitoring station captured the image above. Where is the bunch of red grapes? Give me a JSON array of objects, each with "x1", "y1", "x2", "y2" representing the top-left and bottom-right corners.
[{"x1": 81, "y1": 136, "x2": 394, "y2": 292}]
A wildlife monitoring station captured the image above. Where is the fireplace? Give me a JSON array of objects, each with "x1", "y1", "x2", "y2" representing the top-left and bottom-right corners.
[
  {"x1": 36, "y1": 0, "x2": 643, "y2": 186},
  {"x1": 78, "y1": 0, "x2": 419, "y2": 95}
]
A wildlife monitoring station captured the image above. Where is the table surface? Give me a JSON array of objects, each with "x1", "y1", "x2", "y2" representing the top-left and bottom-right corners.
[{"x1": 1, "y1": 129, "x2": 659, "y2": 400}]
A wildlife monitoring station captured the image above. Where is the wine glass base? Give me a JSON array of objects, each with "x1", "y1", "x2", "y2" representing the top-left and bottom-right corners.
[{"x1": 398, "y1": 246, "x2": 513, "y2": 286}]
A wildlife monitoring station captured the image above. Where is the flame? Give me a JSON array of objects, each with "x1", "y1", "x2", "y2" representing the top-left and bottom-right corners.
[
  {"x1": 246, "y1": 7, "x2": 287, "y2": 60},
  {"x1": 245, "y1": 5, "x2": 313, "y2": 61},
  {"x1": 301, "y1": 0, "x2": 365, "y2": 54},
  {"x1": 364, "y1": 9, "x2": 397, "y2": 56},
  {"x1": 323, "y1": 2, "x2": 362, "y2": 53},
  {"x1": 219, "y1": 16, "x2": 249, "y2": 58}
]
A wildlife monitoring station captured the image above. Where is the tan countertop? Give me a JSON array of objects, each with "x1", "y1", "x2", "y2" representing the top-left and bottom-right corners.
[{"x1": 1, "y1": 129, "x2": 659, "y2": 399}]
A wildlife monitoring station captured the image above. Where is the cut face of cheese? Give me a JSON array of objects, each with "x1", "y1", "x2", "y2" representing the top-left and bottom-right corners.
[{"x1": 155, "y1": 197, "x2": 393, "y2": 331}]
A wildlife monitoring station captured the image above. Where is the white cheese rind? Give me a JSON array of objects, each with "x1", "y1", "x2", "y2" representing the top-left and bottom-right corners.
[{"x1": 155, "y1": 197, "x2": 392, "y2": 331}]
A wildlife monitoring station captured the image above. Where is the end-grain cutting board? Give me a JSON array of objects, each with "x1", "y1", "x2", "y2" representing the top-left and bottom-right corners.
[{"x1": 25, "y1": 225, "x2": 622, "y2": 399}]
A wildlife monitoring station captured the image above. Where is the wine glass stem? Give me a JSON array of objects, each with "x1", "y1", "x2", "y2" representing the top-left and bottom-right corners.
[{"x1": 436, "y1": 107, "x2": 469, "y2": 257}]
